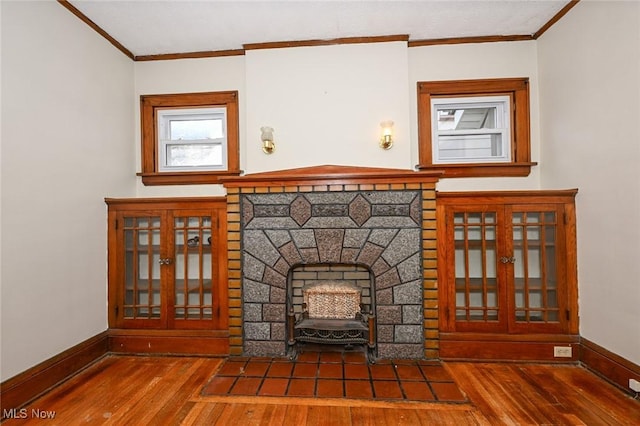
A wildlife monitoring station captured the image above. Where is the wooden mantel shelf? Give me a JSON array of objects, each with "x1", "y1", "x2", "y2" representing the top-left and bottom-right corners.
[{"x1": 219, "y1": 165, "x2": 443, "y2": 188}]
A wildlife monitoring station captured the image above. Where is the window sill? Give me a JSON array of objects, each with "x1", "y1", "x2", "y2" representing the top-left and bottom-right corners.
[
  {"x1": 137, "y1": 170, "x2": 243, "y2": 186},
  {"x1": 415, "y1": 162, "x2": 537, "y2": 178}
]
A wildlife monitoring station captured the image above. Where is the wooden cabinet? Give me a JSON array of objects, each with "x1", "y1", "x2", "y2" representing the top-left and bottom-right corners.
[
  {"x1": 105, "y1": 197, "x2": 229, "y2": 354},
  {"x1": 436, "y1": 190, "x2": 579, "y2": 361}
]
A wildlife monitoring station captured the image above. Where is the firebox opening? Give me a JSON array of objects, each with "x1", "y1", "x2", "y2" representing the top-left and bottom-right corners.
[{"x1": 287, "y1": 264, "x2": 376, "y2": 362}]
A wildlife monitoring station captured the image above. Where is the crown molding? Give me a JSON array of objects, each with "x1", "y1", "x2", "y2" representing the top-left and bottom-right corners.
[{"x1": 58, "y1": 1, "x2": 580, "y2": 62}]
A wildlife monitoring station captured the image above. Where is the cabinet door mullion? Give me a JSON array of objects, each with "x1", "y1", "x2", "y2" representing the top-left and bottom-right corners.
[
  {"x1": 495, "y1": 206, "x2": 510, "y2": 329},
  {"x1": 164, "y1": 210, "x2": 178, "y2": 327}
]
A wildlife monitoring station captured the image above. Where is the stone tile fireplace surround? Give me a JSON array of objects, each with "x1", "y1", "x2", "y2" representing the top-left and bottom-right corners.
[{"x1": 221, "y1": 166, "x2": 440, "y2": 361}]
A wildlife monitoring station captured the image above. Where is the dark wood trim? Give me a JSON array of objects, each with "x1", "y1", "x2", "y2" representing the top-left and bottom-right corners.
[
  {"x1": 439, "y1": 332, "x2": 580, "y2": 362},
  {"x1": 409, "y1": 35, "x2": 533, "y2": 48},
  {"x1": 580, "y1": 337, "x2": 640, "y2": 395},
  {"x1": 104, "y1": 196, "x2": 227, "y2": 207},
  {"x1": 135, "y1": 49, "x2": 245, "y2": 61},
  {"x1": 139, "y1": 91, "x2": 240, "y2": 186},
  {"x1": 534, "y1": 0, "x2": 581, "y2": 39},
  {"x1": 56, "y1": 0, "x2": 135, "y2": 60},
  {"x1": 219, "y1": 165, "x2": 442, "y2": 188},
  {"x1": 244, "y1": 35, "x2": 409, "y2": 51},
  {"x1": 417, "y1": 78, "x2": 533, "y2": 178},
  {"x1": 442, "y1": 332, "x2": 581, "y2": 343},
  {"x1": 0, "y1": 331, "x2": 109, "y2": 412},
  {"x1": 137, "y1": 170, "x2": 243, "y2": 186},
  {"x1": 108, "y1": 330, "x2": 230, "y2": 356},
  {"x1": 418, "y1": 77, "x2": 530, "y2": 94},
  {"x1": 417, "y1": 162, "x2": 537, "y2": 178},
  {"x1": 436, "y1": 188, "x2": 579, "y2": 202}
]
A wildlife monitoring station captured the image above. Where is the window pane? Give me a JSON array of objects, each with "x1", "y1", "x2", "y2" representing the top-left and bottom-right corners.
[
  {"x1": 437, "y1": 107, "x2": 496, "y2": 131},
  {"x1": 166, "y1": 144, "x2": 223, "y2": 167},
  {"x1": 438, "y1": 134, "x2": 504, "y2": 160},
  {"x1": 169, "y1": 119, "x2": 223, "y2": 140}
]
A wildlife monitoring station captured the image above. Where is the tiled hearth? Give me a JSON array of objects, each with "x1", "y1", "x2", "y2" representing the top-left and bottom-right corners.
[
  {"x1": 202, "y1": 350, "x2": 466, "y2": 402},
  {"x1": 221, "y1": 166, "x2": 441, "y2": 361}
]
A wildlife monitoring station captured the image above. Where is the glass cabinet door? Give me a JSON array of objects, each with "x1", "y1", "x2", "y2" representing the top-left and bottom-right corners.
[
  {"x1": 508, "y1": 205, "x2": 564, "y2": 332},
  {"x1": 450, "y1": 207, "x2": 507, "y2": 331},
  {"x1": 122, "y1": 214, "x2": 163, "y2": 323},
  {"x1": 438, "y1": 193, "x2": 575, "y2": 336},
  {"x1": 171, "y1": 212, "x2": 215, "y2": 327},
  {"x1": 108, "y1": 199, "x2": 228, "y2": 334}
]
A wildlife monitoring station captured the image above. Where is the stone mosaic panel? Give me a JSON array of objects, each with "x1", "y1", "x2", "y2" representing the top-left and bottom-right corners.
[{"x1": 240, "y1": 190, "x2": 424, "y2": 359}]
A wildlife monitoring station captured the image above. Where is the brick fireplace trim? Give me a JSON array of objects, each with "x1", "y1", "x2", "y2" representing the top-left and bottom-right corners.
[{"x1": 221, "y1": 165, "x2": 441, "y2": 359}]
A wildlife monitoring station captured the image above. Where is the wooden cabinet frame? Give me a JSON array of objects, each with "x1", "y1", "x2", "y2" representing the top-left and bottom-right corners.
[
  {"x1": 105, "y1": 197, "x2": 229, "y2": 355},
  {"x1": 436, "y1": 190, "x2": 579, "y2": 361}
]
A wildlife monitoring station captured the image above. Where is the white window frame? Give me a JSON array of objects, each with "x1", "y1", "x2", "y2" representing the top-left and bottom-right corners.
[
  {"x1": 157, "y1": 107, "x2": 227, "y2": 172},
  {"x1": 431, "y1": 95, "x2": 511, "y2": 164}
]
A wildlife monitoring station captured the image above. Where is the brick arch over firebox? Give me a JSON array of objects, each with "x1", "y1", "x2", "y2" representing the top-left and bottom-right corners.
[{"x1": 220, "y1": 165, "x2": 441, "y2": 360}]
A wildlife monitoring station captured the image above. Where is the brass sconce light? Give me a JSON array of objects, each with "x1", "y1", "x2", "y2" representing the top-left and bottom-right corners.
[
  {"x1": 380, "y1": 121, "x2": 394, "y2": 150},
  {"x1": 261, "y1": 126, "x2": 275, "y2": 154}
]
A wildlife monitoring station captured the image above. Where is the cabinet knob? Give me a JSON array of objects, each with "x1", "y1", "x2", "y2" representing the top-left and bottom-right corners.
[
  {"x1": 158, "y1": 258, "x2": 172, "y2": 265},
  {"x1": 500, "y1": 256, "x2": 516, "y2": 264}
]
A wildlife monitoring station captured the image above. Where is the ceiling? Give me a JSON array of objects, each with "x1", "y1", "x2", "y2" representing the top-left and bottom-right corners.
[{"x1": 66, "y1": 0, "x2": 574, "y2": 58}]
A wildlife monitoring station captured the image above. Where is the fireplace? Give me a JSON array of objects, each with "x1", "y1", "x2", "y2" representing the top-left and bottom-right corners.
[{"x1": 221, "y1": 165, "x2": 441, "y2": 361}]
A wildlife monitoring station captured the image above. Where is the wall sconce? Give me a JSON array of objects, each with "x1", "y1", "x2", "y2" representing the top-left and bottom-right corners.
[
  {"x1": 380, "y1": 121, "x2": 394, "y2": 150},
  {"x1": 261, "y1": 126, "x2": 275, "y2": 154}
]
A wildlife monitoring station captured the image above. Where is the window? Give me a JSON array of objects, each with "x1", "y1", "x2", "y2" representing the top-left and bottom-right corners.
[
  {"x1": 157, "y1": 107, "x2": 227, "y2": 172},
  {"x1": 432, "y1": 96, "x2": 510, "y2": 164},
  {"x1": 417, "y1": 78, "x2": 535, "y2": 178},
  {"x1": 140, "y1": 91, "x2": 240, "y2": 185}
]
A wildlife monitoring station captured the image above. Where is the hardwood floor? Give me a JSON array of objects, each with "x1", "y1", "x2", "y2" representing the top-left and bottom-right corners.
[{"x1": 2, "y1": 355, "x2": 639, "y2": 425}]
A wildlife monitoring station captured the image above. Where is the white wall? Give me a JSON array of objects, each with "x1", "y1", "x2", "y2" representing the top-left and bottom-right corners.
[
  {"x1": 245, "y1": 42, "x2": 411, "y2": 173},
  {"x1": 0, "y1": 1, "x2": 134, "y2": 380},
  {"x1": 538, "y1": 1, "x2": 640, "y2": 363},
  {"x1": 409, "y1": 40, "x2": 542, "y2": 192}
]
